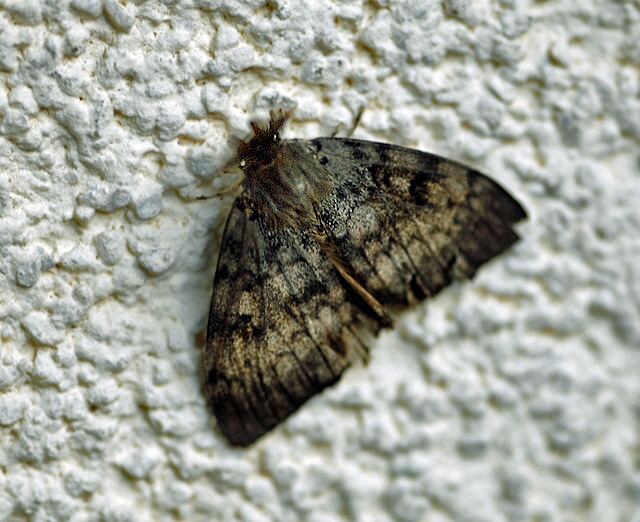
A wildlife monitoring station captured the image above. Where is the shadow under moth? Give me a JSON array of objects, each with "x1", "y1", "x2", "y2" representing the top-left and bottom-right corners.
[{"x1": 204, "y1": 111, "x2": 526, "y2": 446}]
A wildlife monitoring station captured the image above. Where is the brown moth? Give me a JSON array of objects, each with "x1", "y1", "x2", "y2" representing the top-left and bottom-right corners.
[{"x1": 204, "y1": 111, "x2": 526, "y2": 446}]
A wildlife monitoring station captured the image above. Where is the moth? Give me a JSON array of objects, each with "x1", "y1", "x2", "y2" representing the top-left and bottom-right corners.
[{"x1": 204, "y1": 111, "x2": 526, "y2": 446}]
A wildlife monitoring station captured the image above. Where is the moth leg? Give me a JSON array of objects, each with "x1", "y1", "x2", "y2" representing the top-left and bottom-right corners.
[{"x1": 330, "y1": 106, "x2": 365, "y2": 138}]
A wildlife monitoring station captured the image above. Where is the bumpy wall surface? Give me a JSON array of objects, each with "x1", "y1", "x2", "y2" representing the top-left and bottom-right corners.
[{"x1": 1, "y1": 1, "x2": 639, "y2": 521}]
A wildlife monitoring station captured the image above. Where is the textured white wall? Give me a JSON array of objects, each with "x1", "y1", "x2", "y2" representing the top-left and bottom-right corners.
[{"x1": 1, "y1": 0, "x2": 639, "y2": 521}]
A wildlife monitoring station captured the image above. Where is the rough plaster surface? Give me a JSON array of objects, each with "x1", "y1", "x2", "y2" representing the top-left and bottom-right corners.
[{"x1": 1, "y1": 0, "x2": 639, "y2": 521}]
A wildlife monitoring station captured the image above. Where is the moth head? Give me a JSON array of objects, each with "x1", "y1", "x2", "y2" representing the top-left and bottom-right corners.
[{"x1": 238, "y1": 110, "x2": 288, "y2": 170}]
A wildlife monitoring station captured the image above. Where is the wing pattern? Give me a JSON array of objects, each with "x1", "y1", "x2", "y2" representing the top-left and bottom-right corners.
[
  {"x1": 205, "y1": 199, "x2": 380, "y2": 446},
  {"x1": 311, "y1": 138, "x2": 526, "y2": 308}
]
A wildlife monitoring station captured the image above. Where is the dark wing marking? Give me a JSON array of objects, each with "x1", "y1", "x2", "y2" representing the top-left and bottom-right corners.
[
  {"x1": 204, "y1": 199, "x2": 380, "y2": 446},
  {"x1": 310, "y1": 138, "x2": 526, "y2": 308}
]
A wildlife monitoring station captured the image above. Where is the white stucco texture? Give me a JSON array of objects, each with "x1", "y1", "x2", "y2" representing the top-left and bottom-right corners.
[{"x1": 1, "y1": 0, "x2": 639, "y2": 521}]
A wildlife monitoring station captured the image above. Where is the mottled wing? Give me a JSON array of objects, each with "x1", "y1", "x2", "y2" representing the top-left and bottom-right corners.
[
  {"x1": 310, "y1": 138, "x2": 526, "y2": 308},
  {"x1": 204, "y1": 199, "x2": 380, "y2": 446}
]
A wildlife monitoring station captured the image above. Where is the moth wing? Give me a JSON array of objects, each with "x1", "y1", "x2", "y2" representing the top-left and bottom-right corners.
[
  {"x1": 204, "y1": 200, "x2": 379, "y2": 446},
  {"x1": 312, "y1": 138, "x2": 526, "y2": 308}
]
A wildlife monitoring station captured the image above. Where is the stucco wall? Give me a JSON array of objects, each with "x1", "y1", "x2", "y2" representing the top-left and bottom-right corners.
[{"x1": 1, "y1": 1, "x2": 639, "y2": 521}]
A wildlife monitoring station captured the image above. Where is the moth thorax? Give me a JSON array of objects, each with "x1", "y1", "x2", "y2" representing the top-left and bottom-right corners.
[{"x1": 241, "y1": 163, "x2": 319, "y2": 228}]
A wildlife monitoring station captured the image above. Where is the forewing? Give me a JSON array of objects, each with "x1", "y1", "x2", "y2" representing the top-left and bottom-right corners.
[
  {"x1": 204, "y1": 199, "x2": 379, "y2": 446},
  {"x1": 311, "y1": 138, "x2": 526, "y2": 308}
]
